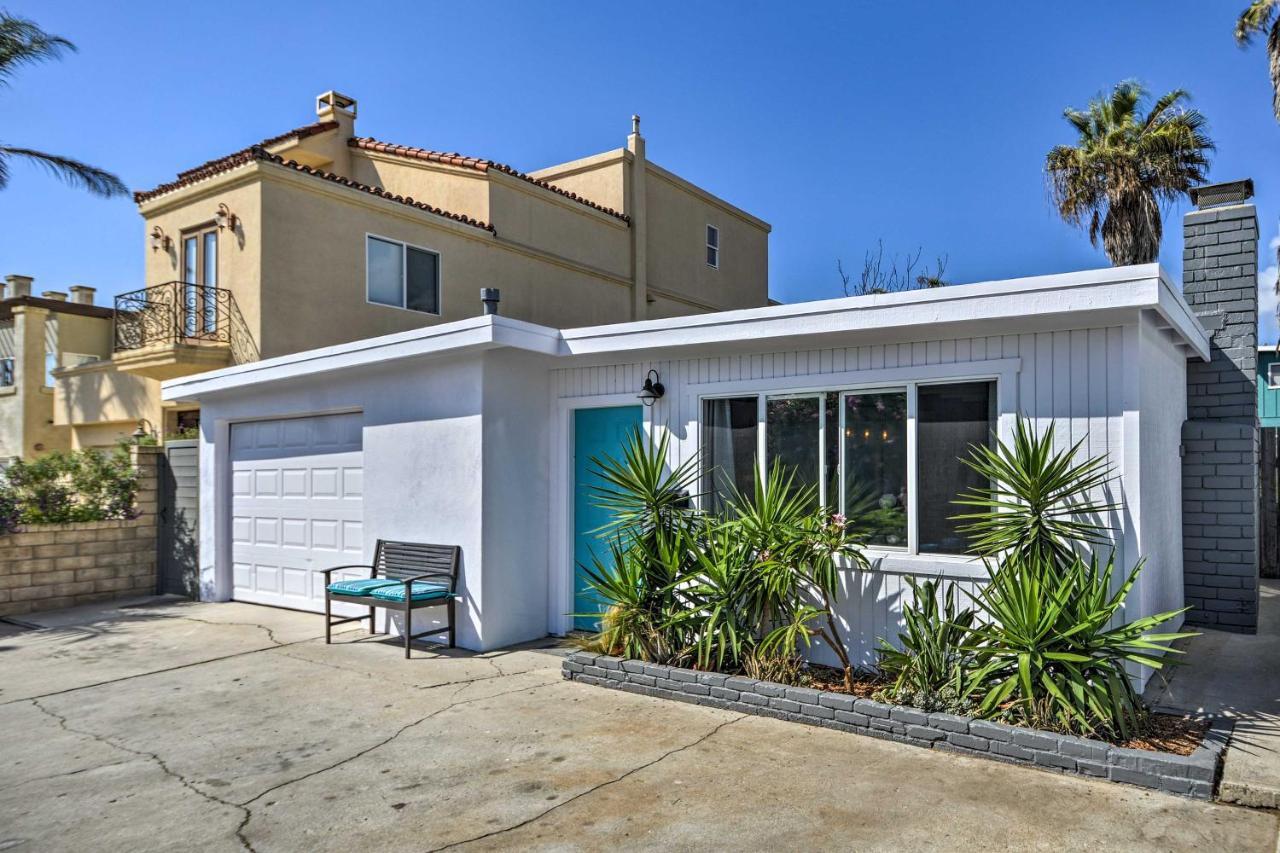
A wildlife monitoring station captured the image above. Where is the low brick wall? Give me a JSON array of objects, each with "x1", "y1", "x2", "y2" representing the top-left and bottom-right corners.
[
  {"x1": 0, "y1": 446, "x2": 160, "y2": 618},
  {"x1": 563, "y1": 651, "x2": 1229, "y2": 800}
]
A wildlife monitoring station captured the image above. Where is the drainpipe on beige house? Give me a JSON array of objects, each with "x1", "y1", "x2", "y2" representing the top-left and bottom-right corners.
[{"x1": 627, "y1": 115, "x2": 648, "y2": 321}]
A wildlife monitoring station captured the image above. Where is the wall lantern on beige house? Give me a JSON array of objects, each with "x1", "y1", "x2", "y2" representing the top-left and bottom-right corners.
[
  {"x1": 214, "y1": 203, "x2": 237, "y2": 231},
  {"x1": 637, "y1": 369, "x2": 665, "y2": 406},
  {"x1": 150, "y1": 226, "x2": 172, "y2": 253}
]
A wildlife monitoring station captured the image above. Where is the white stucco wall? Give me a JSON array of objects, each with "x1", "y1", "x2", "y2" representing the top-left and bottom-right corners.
[{"x1": 195, "y1": 353, "x2": 490, "y2": 648}]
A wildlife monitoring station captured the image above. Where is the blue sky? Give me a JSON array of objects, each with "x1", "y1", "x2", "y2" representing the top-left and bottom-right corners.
[{"x1": 4, "y1": 1, "x2": 1279, "y2": 339}]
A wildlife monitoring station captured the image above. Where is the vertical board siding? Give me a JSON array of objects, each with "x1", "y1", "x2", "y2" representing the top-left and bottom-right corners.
[{"x1": 554, "y1": 328, "x2": 1129, "y2": 662}]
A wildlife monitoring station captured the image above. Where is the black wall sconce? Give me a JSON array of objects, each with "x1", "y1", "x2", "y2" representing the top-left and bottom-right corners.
[
  {"x1": 150, "y1": 226, "x2": 172, "y2": 253},
  {"x1": 638, "y1": 369, "x2": 665, "y2": 406}
]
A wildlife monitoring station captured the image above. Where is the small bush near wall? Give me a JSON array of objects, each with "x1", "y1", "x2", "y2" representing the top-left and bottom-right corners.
[
  {"x1": 0, "y1": 442, "x2": 139, "y2": 532},
  {"x1": 0, "y1": 445, "x2": 159, "y2": 618}
]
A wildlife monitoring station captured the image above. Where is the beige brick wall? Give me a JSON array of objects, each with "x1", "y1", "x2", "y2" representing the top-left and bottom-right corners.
[{"x1": 0, "y1": 446, "x2": 160, "y2": 618}]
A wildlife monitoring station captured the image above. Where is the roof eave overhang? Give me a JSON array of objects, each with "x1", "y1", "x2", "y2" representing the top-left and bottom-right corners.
[
  {"x1": 557, "y1": 264, "x2": 1209, "y2": 362},
  {"x1": 161, "y1": 315, "x2": 560, "y2": 403}
]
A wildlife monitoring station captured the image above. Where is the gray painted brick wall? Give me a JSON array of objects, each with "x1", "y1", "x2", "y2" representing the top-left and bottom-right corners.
[{"x1": 1182, "y1": 181, "x2": 1261, "y2": 632}]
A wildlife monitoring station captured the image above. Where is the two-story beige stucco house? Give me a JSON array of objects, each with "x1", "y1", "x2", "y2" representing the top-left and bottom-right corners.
[{"x1": 23, "y1": 91, "x2": 770, "y2": 459}]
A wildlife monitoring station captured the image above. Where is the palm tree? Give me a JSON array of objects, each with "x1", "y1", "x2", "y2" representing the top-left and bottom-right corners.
[
  {"x1": 0, "y1": 13, "x2": 126, "y2": 197},
  {"x1": 1045, "y1": 81, "x2": 1213, "y2": 266},
  {"x1": 1236, "y1": 1, "x2": 1280, "y2": 121}
]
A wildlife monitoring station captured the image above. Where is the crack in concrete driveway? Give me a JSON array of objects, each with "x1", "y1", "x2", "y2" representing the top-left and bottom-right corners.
[{"x1": 426, "y1": 714, "x2": 748, "y2": 852}]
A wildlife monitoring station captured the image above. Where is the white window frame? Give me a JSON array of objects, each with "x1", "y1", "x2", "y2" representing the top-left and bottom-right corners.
[
  {"x1": 706, "y1": 224, "x2": 720, "y2": 270},
  {"x1": 364, "y1": 233, "x2": 442, "y2": 316},
  {"x1": 1268, "y1": 361, "x2": 1280, "y2": 390},
  {"x1": 686, "y1": 358, "x2": 1020, "y2": 575}
]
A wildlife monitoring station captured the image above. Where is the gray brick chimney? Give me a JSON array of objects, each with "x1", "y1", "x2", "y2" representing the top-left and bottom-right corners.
[{"x1": 1181, "y1": 178, "x2": 1260, "y2": 633}]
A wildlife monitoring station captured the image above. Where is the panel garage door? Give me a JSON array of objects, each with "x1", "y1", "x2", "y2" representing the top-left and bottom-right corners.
[{"x1": 230, "y1": 413, "x2": 364, "y2": 612}]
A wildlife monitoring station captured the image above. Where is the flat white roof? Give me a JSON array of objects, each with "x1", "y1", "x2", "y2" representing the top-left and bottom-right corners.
[{"x1": 163, "y1": 263, "x2": 1209, "y2": 402}]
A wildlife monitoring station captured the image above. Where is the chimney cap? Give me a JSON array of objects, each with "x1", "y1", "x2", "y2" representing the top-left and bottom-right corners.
[
  {"x1": 69, "y1": 285, "x2": 95, "y2": 305},
  {"x1": 631, "y1": 114, "x2": 641, "y2": 135},
  {"x1": 1190, "y1": 179, "x2": 1254, "y2": 209},
  {"x1": 317, "y1": 90, "x2": 357, "y2": 117},
  {"x1": 41, "y1": 290, "x2": 68, "y2": 301}
]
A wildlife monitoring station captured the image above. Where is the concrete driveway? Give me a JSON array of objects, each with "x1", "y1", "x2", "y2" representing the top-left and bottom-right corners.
[{"x1": 0, "y1": 599, "x2": 1275, "y2": 852}]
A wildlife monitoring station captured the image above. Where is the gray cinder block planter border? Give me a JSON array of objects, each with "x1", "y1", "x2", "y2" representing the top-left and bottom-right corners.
[{"x1": 563, "y1": 651, "x2": 1229, "y2": 800}]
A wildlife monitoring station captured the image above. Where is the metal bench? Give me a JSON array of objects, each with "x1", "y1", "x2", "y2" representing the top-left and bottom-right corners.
[{"x1": 322, "y1": 540, "x2": 459, "y2": 658}]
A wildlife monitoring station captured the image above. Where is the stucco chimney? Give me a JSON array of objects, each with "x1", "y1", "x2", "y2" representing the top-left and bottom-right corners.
[
  {"x1": 1180, "y1": 178, "x2": 1260, "y2": 633},
  {"x1": 5, "y1": 274, "x2": 33, "y2": 298},
  {"x1": 316, "y1": 90, "x2": 357, "y2": 137},
  {"x1": 69, "y1": 285, "x2": 95, "y2": 305},
  {"x1": 41, "y1": 290, "x2": 68, "y2": 302}
]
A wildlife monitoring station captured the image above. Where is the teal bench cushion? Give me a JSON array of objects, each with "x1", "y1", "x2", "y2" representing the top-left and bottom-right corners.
[
  {"x1": 328, "y1": 578, "x2": 398, "y2": 596},
  {"x1": 369, "y1": 581, "x2": 453, "y2": 602}
]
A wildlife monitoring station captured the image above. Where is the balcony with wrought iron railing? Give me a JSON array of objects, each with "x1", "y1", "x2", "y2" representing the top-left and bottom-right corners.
[{"x1": 112, "y1": 281, "x2": 259, "y2": 380}]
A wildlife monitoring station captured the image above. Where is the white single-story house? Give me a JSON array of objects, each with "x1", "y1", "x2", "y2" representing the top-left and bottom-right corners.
[{"x1": 164, "y1": 262, "x2": 1214, "y2": 685}]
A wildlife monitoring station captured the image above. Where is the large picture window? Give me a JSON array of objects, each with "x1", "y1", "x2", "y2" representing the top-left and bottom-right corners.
[
  {"x1": 366, "y1": 235, "x2": 440, "y2": 315},
  {"x1": 700, "y1": 379, "x2": 996, "y2": 557}
]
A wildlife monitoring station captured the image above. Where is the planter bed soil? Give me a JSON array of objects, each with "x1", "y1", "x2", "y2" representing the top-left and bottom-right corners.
[
  {"x1": 563, "y1": 651, "x2": 1228, "y2": 800},
  {"x1": 800, "y1": 664, "x2": 1207, "y2": 756}
]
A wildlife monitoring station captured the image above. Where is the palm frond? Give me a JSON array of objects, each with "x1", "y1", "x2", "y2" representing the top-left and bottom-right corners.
[
  {"x1": 0, "y1": 146, "x2": 128, "y2": 197},
  {"x1": 0, "y1": 13, "x2": 74, "y2": 84}
]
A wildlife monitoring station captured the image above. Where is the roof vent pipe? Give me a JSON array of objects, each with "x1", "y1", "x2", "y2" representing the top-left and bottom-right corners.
[{"x1": 481, "y1": 288, "x2": 500, "y2": 316}]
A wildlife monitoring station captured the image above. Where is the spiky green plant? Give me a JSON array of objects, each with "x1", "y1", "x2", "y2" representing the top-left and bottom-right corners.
[
  {"x1": 1045, "y1": 80, "x2": 1212, "y2": 265},
  {"x1": 964, "y1": 551, "x2": 1194, "y2": 738},
  {"x1": 952, "y1": 418, "x2": 1117, "y2": 572},
  {"x1": 1236, "y1": 0, "x2": 1280, "y2": 121},
  {"x1": 877, "y1": 576, "x2": 976, "y2": 708}
]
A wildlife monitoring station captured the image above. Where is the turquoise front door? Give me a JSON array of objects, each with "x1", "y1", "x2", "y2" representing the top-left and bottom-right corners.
[{"x1": 573, "y1": 405, "x2": 643, "y2": 631}]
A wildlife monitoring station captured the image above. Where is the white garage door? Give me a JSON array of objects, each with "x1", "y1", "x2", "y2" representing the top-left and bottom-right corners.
[{"x1": 229, "y1": 413, "x2": 364, "y2": 612}]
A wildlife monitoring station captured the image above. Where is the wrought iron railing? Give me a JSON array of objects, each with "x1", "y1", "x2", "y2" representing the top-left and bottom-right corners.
[{"x1": 113, "y1": 281, "x2": 259, "y2": 365}]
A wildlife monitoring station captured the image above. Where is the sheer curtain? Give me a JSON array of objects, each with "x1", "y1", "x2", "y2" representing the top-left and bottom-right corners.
[{"x1": 703, "y1": 397, "x2": 758, "y2": 514}]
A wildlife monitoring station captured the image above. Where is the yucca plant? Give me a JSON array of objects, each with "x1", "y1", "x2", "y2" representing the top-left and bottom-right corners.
[
  {"x1": 877, "y1": 576, "x2": 976, "y2": 711},
  {"x1": 588, "y1": 429, "x2": 700, "y2": 543},
  {"x1": 579, "y1": 429, "x2": 702, "y2": 663},
  {"x1": 579, "y1": 528, "x2": 691, "y2": 664},
  {"x1": 953, "y1": 418, "x2": 1116, "y2": 572},
  {"x1": 965, "y1": 551, "x2": 1193, "y2": 738}
]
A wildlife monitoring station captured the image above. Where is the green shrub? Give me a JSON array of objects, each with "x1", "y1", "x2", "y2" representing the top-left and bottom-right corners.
[
  {"x1": 947, "y1": 417, "x2": 1191, "y2": 738},
  {"x1": 965, "y1": 550, "x2": 1192, "y2": 738},
  {"x1": 0, "y1": 443, "x2": 140, "y2": 527},
  {"x1": 580, "y1": 430, "x2": 866, "y2": 683},
  {"x1": 876, "y1": 576, "x2": 977, "y2": 711}
]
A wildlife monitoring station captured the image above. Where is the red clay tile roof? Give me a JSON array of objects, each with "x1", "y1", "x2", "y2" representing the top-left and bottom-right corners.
[
  {"x1": 135, "y1": 121, "x2": 341, "y2": 203},
  {"x1": 136, "y1": 146, "x2": 495, "y2": 234},
  {"x1": 172, "y1": 120, "x2": 340, "y2": 182},
  {"x1": 350, "y1": 137, "x2": 630, "y2": 223}
]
